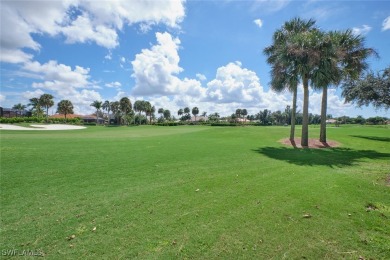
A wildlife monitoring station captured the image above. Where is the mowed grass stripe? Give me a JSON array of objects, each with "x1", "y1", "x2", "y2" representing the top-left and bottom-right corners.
[{"x1": 1, "y1": 125, "x2": 389, "y2": 259}]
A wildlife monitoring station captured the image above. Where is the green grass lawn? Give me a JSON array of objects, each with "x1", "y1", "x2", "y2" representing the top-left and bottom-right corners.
[{"x1": 1, "y1": 125, "x2": 389, "y2": 259}]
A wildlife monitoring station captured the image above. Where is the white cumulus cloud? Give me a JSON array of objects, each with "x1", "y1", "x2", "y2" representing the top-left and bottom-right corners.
[
  {"x1": 0, "y1": 0, "x2": 186, "y2": 63},
  {"x1": 253, "y1": 19, "x2": 263, "y2": 28},
  {"x1": 352, "y1": 25, "x2": 372, "y2": 35},
  {"x1": 382, "y1": 16, "x2": 390, "y2": 31}
]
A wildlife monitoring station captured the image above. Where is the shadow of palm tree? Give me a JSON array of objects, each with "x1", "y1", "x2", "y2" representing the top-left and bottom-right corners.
[
  {"x1": 350, "y1": 135, "x2": 390, "y2": 142},
  {"x1": 253, "y1": 147, "x2": 390, "y2": 168}
]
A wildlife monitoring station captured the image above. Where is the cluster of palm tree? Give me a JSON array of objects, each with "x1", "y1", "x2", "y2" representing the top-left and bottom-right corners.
[
  {"x1": 264, "y1": 17, "x2": 376, "y2": 146},
  {"x1": 91, "y1": 97, "x2": 144, "y2": 125},
  {"x1": 26, "y1": 93, "x2": 55, "y2": 122}
]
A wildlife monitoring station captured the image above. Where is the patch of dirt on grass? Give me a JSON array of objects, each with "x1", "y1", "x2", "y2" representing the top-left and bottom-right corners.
[{"x1": 280, "y1": 138, "x2": 341, "y2": 149}]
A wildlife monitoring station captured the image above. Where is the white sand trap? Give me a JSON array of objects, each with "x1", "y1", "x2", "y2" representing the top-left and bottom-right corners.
[{"x1": 0, "y1": 124, "x2": 86, "y2": 131}]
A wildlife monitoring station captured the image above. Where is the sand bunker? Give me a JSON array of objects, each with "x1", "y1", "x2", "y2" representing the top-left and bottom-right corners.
[{"x1": 0, "y1": 124, "x2": 86, "y2": 131}]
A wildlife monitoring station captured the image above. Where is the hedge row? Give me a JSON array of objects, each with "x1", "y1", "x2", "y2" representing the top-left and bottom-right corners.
[{"x1": 0, "y1": 117, "x2": 81, "y2": 124}]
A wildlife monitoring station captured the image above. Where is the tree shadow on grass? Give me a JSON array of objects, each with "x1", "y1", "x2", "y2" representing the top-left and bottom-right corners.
[
  {"x1": 350, "y1": 135, "x2": 390, "y2": 142},
  {"x1": 253, "y1": 147, "x2": 390, "y2": 168}
]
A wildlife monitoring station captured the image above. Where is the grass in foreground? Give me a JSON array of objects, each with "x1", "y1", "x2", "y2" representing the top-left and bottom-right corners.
[{"x1": 0, "y1": 125, "x2": 389, "y2": 259}]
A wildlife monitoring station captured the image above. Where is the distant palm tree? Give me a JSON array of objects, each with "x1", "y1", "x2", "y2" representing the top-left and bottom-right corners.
[
  {"x1": 110, "y1": 101, "x2": 120, "y2": 125},
  {"x1": 28, "y1": 98, "x2": 44, "y2": 118},
  {"x1": 192, "y1": 107, "x2": 199, "y2": 122},
  {"x1": 235, "y1": 109, "x2": 242, "y2": 121},
  {"x1": 145, "y1": 103, "x2": 155, "y2": 124},
  {"x1": 119, "y1": 97, "x2": 134, "y2": 123},
  {"x1": 39, "y1": 94, "x2": 54, "y2": 123},
  {"x1": 102, "y1": 100, "x2": 111, "y2": 124},
  {"x1": 201, "y1": 111, "x2": 207, "y2": 117},
  {"x1": 90, "y1": 100, "x2": 102, "y2": 125},
  {"x1": 12, "y1": 103, "x2": 26, "y2": 117},
  {"x1": 158, "y1": 108, "x2": 164, "y2": 119},
  {"x1": 242, "y1": 109, "x2": 248, "y2": 123},
  {"x1": 57, "y1": 100, "x2": 74, "y2": 122},
  {"x1": 184, "y1": 106, "x2": 190, "y2": 115},
  {"x1": 178, "y1": 108, "x2": 183, "y2": 117},
  {"x1": 163, "y1": 109, "x2": 171, "y2": 121},
  {"x1": 133, "y1": 100, "x2": 145, "y2": 123}
]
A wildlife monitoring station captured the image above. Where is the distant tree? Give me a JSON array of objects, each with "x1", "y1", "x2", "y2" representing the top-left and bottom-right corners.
[
  {"x1": 102, "y1": 100, "x2": 111, "y2": 124},
  {"x1": 28, "y1": 98, "x2": 44, "y2": 118},
  {"x1": 90, "y1": 100, "x2": 103, "y2": 125},
  {"x1": 133, "y1": 100, "x2": 145, "y2": 124},
  {"x1": 259, "y1": 109, "x2": 272, "y2": 125},
  {"x1": 201, "y1": 111, "x2": 207, "y2": 117},
  {"x1": 192, "y1": 107, "x2": 199, "y2": 121},
  {"x1": 57, "y1": 100, "x2": 74, "y2": 121},
  {"x1": 242, "y1": 109, "x2": 248, "y2": 123},
  {"x1": 178, "y1": 108, "x2": 184, "y2": 117},
  {"x1": 119, "y1": 97, "x2": 132, "y2": 125},
  {"x1": 158, "y1": 108, "x2": 164, "y2": 119},
  {"x1": 110, "y1": 101, "x2": 120, "y2": 125},
  {"x1": 235, "y1": 109, "x2": 242, "y2": 120},
  {"x1": 342, "y1": 66, "x2": 390, "y2": 110},
  {"x1": 208, "y1": 112, "x2": 220, "y2": 122},
  {"x1": 163, "y1": 109, "x2": 171, "y2": 121},
  {"x1": 39, "y1": 94, "x2": 54, "y2": 123},
  {"x1": 12, "y1": 103, "x2": 26, "y2": 117},
  {"x1": 354, "y1": 115, "x2": 366, "y2": 125},
  {"x1": 144, "y1": 102, "x2": 154, "y2": 124},
  {"x1": 184, "y1": 107, "x2": 190, "y2": 116}
]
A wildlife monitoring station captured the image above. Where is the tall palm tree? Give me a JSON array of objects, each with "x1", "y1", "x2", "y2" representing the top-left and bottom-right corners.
[
  {"x1": 39, "y1": 94, "x2": 54, "y2": 123},
  {"x1": 145, "y1": 103, "x2": 155, "y2": 124},
  {"x1": 192, "y1": 107, "x2": 199, "y2": 122},
  {"x1": 133, "y1": 100, "x2": 145, "y2": 123},
  {"x1": 313, "y1": 30, "x2": 377, "y2": 143},
  {"x1": 119, "y1": 97, "x2": 132, "y2": 125},
  {"x1": 102, "y1": 100, "x2": 111, "y2": 124},
  {"x1": 264, "y1": 17, "x2": 316, "y2": 143},
  {"x1": 235, "y1": 109, "x2": 242, "y2": 121},
  {"x1": 12, "y1": 103, "x2": 27, "y2": 117},
  {"x1": 163, "y1": 109, "x2": 171, "y2": 121},
  {"x1": 110, "y1": 101, "x2": 120, "y2": 125},
  {"x1": 90, "y1": 100, "x2": 102, "y2": 125},
  {"x1": 57, "y1": 100, "x2": 74, "y2": 122}
]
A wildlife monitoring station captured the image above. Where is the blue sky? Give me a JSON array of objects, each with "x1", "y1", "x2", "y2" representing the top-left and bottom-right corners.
[{"x1": 1, "y1": 0, "x2": 389, "y2": 118}]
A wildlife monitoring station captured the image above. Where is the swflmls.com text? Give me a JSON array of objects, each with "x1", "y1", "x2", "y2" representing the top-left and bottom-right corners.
[{"x1": 2, "y1": 249, "x2": 44, "y2": 257}]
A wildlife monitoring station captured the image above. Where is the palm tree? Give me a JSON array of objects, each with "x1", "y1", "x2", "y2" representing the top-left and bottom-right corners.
[
  {"x1": 235, "y1": 109, "x2": 242, "y2": 120},
  {"x1": 57, "y1": 100, "x2": 74, "y2": 122},
  {"x1": 102, "y1": 100, "x2": 111, "y2": 124},
  {"x1": 163, "y1": 109, "x2": 171, "y2": 121},
  {"x1": 12, "y1": 103, "x2": 27, "y2": 117},
  {"x1": 90, "y1": 100, "x2": 102, "y2": 125},
  {"x1": 178, "y1": 108, "x2": 183, "y2": 117},
  {"x1": 110, "y1": 101, "x2": 120, "y2": 125},
  {"x1": 184, "y1": 107, "x2": 190, "y2": 115},
  {"x1": 28, "y1": 98, "x2": 44, "y2": 118},
  {"x1": 192, "y1": 107, "x2": 199, "y2": 122},
  {"x1": 39, "y1": 94, "x2": 54, "y2": 123},
  {"x1": 158, "y1": 108, "x2": 164, "y2": 119},
  {"x1": 313, "y1": 30, "x2": 377, "y2": 143},
  {"x1": 145, "y1": 103, "x2": 155, "y2": 124},
  {"x1": 242, "y1": 109, "x2": 248, "y2": 123},
  {"x1": 264, "y1": 17, "x2": 316, "y2": 143},
  {"x1": 119, "y1": 97, "x2": 132, "y2": 125}
]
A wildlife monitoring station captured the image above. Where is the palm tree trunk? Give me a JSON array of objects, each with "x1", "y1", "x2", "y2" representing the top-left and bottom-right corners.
[
  {"x1": 290, "y1": 86, "x2": 297, "y2": 142},
  {"x1": 96, "y1": 110, "x2": 98, "y2": 125},
  {"x1": 301, "y1": 75, "x2": 309, "y2": 147},
  {"x1": 320, "y1": 86, "x2": 328, "y2": 143},
  {"x1": 46, "y1": 107, "x2": 49, "y2": 123}
]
